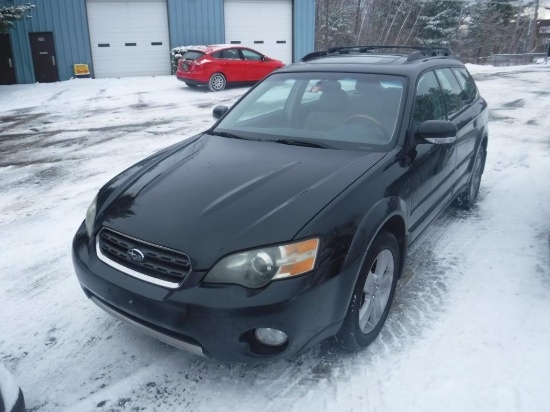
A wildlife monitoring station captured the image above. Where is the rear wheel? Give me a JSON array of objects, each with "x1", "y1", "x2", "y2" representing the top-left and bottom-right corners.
[
  {"x1": 457, "y1": 145, "x2": 485, "y2": 209},
  {"x1": 335, "y1": 231, "x2": 400, "y2": 350},
  {"x1": 208, "y1": 73, "x2": 226, "y2": 92},
  {"x1": 184, "y1": 82, "x2": 198, "y2": 88}
]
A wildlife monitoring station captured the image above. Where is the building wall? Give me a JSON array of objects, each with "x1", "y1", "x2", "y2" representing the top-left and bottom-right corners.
[
  {"x1": 167, "y1": 0, "x2": 225, "y2": 48},
  {"x1": 293, "y1": 0, "x2": 315, "y2": 62},
  {"x1": 3, "y1": 0, "x2": 315, "y2": 83},
  {"x1": 3, "y1": 0, "x2": 92, "y2": 84},
  {"x1": 167, "y1": 0, "x2": 316, "y2": 63}
]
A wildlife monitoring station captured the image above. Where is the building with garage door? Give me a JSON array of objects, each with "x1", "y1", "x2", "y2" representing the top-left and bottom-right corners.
[{"x1": 0, "y1": 0, "x2": 315, "y2": 84}]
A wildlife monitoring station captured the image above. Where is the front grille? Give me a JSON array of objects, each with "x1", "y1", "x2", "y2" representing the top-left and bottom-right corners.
[{"x1": 97, "y1": 228, "x2": 191, "y2": 285}]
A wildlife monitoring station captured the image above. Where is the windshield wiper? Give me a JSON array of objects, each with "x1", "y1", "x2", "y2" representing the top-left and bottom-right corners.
[
  {"x1": 267, "y1": 139, "x2": 334, "y2": 149},
  {"x1": 209, "y1": 130, "x2": 247, "y2": 140}
]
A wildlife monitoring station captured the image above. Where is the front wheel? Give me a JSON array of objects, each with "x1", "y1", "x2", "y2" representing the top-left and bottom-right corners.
[
  {"x1": 208, "y1": 73, "x2": 226, "y2": 92},
  {"x1": 335, "y1": 231, "x2": 400, "y2": 351}
]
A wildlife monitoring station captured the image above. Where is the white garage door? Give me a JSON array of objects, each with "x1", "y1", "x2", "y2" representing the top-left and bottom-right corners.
[
  {"x1": 224, "y1": 0, "x2": 293, "y2": 64},
  {"x1": 87, "y1": 0, "x2": 170, "y2": 78}
]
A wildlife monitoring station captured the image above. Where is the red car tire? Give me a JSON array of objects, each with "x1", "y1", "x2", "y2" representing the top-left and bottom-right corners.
[{"x1": 208, "y1": 73, "x2": 227, "y2": 92}]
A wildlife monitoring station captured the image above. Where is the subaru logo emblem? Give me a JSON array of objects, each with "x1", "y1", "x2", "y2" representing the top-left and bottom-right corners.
[{"x1": 127, "y1": 248, "x2": 145, "y2": 262}]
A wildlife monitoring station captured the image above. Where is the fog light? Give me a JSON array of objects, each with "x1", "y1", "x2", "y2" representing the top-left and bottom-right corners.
[{"x1": 255, "y1": 328, "x2": 288, "y2": 346}]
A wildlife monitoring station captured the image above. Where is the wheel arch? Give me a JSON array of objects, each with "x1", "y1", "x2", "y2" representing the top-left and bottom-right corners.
[
  {"x1": 480, "y1": 133, "x2": 488, "y2": 174},
  {"x1": 343, "y1": 197, "x2": 408, "y2": 282}
]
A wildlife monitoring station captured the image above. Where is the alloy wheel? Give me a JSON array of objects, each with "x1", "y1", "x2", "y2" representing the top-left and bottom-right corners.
[
  {"x1": 210, "y1": 74, "x2": 226, "y2": 91},
  {"x1": 358, "y1": 249, "x2": 395, "y2": 334}
]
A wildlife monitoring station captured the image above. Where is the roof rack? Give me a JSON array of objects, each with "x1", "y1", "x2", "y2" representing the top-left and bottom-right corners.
[{"x1": 300, "y1": 45, "x2": 451, "y2": 62}]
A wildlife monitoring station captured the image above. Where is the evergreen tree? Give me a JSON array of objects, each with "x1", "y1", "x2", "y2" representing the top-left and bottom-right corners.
[
  {"x1": 0, "y1": 4, "x2": 35, "y2": 34},
  {"x1": 415, "y1": 0, "x2": 462, "y2": 46}
]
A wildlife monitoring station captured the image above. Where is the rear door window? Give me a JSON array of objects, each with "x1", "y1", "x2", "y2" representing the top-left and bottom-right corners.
[
  {"x1": 435, "y1": 68, "x2": 465, "y2": 117},
  {"x1": 452, "y1": 68, "x2": 478, "y2": 104},
  {"x1": 221, "y1": 49, "x2": 242, "y2": 60}
]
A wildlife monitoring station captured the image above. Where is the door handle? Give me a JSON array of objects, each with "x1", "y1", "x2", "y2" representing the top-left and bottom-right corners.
[
  {"x1": 473, "y1": 119, "x2": 478, "y2": 127},
  {"x1": 52, "y1": 56, "x2": 56, "y2": 66},
  {"x1": 8, "y1": 58, "x2": 13, "y2": 68}
]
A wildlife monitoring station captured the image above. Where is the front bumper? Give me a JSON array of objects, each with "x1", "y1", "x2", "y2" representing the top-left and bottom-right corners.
[{"x1": 72, "y1": 223, "x2": 359, "y2": 362}]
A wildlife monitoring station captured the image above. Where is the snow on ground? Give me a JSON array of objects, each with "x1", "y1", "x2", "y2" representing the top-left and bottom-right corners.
[{"x1": 0, "y1": 65, "x2": 549, "y2": 412}]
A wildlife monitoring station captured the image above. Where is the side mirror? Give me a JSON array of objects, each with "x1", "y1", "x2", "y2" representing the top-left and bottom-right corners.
[
  {"x1": 213, "y1": 105, "x2": 229, "y2": 119},
  {"x1": 416, "y1": 120, "x2": 457, "y2": 144},
  {"x1": 174, "y1": 54, "x2": 182, "y2": 60}
]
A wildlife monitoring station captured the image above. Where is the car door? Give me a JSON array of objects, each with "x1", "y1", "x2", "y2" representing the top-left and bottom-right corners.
[
  {"x1": 241, "y1": 48, "x2": 270, "y2": 81},
  {"x1": 219, "y1": 48, "x2": 249, "y2": 82},
  {"x1": 451, "y1": 67, "x2": 482, "y2": 190},
  {"x1": 407, "y1": 70, "x2": 456, "y2": 241},
  {"x1": 416, "y1": 68, "x2": 465, "y2": 208}
]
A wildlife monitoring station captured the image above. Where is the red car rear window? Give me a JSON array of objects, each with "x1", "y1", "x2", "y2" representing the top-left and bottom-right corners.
[{"x1": 183, "y1": 51, "x2": 205, "y2": 61}]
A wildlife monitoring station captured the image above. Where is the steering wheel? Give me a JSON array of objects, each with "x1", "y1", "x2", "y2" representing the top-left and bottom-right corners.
[{"x1": 345, "y1": 114, "x2": 389, "y2": 141}]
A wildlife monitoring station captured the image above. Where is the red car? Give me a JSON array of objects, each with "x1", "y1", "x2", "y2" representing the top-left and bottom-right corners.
[{"x1": 176, "y1": 45, "x2": 285, "y2": 91}]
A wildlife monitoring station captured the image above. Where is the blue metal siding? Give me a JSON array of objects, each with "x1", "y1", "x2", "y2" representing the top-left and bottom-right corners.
[
  {"x1": 167, "y1": 0, "x2": 224, "y2": 48},
  {"x1": 294, "y1": 0, "x2": 315, "y2": 62},
  {"x1": 2, "y1": 0, "x2": 314, "y2": 83},
  {"x1": 3, "y1": 0, "x2": 91, "y2": 84},
  {"x1": 167, "y1": 0, "x2": 314, "y2": 62}
]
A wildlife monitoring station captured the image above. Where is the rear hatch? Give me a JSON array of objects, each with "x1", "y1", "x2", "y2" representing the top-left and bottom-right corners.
[{"x1": 179, "y1": 50, "x2": 205, "y2": 72}]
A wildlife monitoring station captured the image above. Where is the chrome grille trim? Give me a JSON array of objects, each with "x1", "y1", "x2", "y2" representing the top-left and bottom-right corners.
[
  {"x1": 95, "y1": 228, "x2": 192, "y2": 289},
  {"x1": 96, "y1": 239, "x2": 181, "y2": 289}
]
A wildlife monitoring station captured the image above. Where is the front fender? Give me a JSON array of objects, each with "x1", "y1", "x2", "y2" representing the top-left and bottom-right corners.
[{"x1": 341, "y1": 197, "x2": 408, "y2": 281}]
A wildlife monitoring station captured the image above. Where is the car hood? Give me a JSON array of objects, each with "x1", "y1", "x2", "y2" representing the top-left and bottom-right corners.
[{"x1": 97, "y1": 134, "x2": 385, "y2": 269}]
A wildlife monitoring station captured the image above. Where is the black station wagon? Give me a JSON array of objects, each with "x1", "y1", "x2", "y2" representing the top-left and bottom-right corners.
[{"x1": 72, "y1": 46, "x2": 488, "y2": 362}]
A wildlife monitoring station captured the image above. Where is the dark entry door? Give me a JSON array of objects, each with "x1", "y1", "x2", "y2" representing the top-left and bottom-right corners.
[
  {"x1": 0, "y1": 34, "x2": 17, "y2": 85},
  {"x1": 29, "y1": 32, "x2": 59, "y2": 83}
]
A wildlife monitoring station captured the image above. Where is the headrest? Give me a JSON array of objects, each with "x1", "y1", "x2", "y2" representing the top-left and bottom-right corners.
[
  {"x1": 318, "y1": 85, "x2": 348, "y2": 112},
  {"x1": 355, "y1": 79, "x2": 381, "y2": 93},
  {"x1": 322, "y1": 80, "x2": 342, "y2": 92}
]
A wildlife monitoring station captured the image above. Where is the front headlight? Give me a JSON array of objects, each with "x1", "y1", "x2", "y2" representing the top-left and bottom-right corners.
[
  {"x1": 85, "y1": 195, "x2": 98, "y2": 237},
  {"x1": 203, "y1": 238, "x2": 320, "y2": 289}
]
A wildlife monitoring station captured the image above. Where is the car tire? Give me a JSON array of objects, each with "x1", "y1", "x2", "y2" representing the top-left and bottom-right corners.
[
  {"x1": 335, "y1": 231, "x2": 400, "y2": 351},
  {"x1": 184, "y1": 82, "x2": 198, "y2": 88},
  {"x1": 208, "y1": 73, "x2": 226, "y2": 92},
  {"x1": 456, "y1": 145, "x2": 485, "y2": 209}
]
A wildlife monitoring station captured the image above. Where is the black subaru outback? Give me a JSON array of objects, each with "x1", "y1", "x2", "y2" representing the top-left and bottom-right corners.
[{"x1": 73, "y1": 46, "x2": 488, "y2": 362}]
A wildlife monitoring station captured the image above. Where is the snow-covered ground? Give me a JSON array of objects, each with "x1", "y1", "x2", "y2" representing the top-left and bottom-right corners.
[{"x1": 1, "y1": 65, "x2": 549, "y2": 412}]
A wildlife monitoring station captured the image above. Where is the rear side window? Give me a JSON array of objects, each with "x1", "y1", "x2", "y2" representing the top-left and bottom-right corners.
[
  {"x1": 435, "y1": 68, "x2": 464, "y2": 117},
  {"x1": 221, "y1": 49, "x2": 242, "y2": 60},
  {"x1": 413, "y1": 71, "x2": 446, "y2": 124},
  {"x1": 452, "y1": 68, "x2": 478, "y2": 104},
  {"x1": 182, "y1": 51, "x2": 204, "y2": 61}
]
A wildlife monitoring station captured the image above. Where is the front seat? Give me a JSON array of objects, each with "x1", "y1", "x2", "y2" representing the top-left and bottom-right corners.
[{"x1": 303, "y1": 80, "x2": 349, "y2": 132}]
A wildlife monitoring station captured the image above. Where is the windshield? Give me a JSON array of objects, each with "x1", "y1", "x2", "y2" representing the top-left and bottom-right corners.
[{"x1": 214, "y1": 72, "x2": 407, "y2": 151}]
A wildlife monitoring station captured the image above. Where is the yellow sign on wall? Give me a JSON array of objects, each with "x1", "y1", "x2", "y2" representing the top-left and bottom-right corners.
[{"x1": 74, "y1": 64, "x2": 90, "y2": 78}]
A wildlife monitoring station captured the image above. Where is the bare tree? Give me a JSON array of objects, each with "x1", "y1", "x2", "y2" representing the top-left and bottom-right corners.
[{"x1": 314, "y1": 0, "x2": 535, "y2": 62}]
